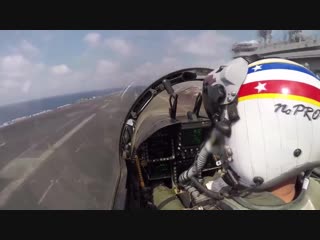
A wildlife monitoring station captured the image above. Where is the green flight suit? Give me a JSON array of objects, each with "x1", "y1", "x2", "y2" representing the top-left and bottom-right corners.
[{"x1": 152, "y1": 177, "x2": 320, "y2": 210}]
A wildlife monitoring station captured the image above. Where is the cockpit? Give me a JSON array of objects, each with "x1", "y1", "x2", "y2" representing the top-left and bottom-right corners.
[{"x1": 118, "y1": 68, "x2": 219, "y2": 208}]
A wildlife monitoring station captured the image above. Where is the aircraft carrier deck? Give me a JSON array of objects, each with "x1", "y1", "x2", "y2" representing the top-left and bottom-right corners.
[{"x1": 0, "y1": 91, "x2": 134, "y2": 209}]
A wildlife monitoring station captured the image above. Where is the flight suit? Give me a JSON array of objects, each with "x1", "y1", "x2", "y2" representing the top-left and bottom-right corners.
[
  {"x1": 153, "y1": 185, "x2": 185, "y2": 210},
  {"x1": 153, "y1": 177, "x2": 320, "y2": 210}
]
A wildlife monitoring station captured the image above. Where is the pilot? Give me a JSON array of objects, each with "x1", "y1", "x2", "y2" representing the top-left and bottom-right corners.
[{"x1": 153, "y1": 55, "x2": 320, "y2": 210}]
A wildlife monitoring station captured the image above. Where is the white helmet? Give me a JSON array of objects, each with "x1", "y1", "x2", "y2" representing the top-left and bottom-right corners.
[{"x1": 203, "y1": 55, "x2": 320, "y2": 190}]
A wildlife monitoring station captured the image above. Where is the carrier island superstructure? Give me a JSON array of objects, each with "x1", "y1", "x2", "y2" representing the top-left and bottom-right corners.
[{"x1": 232, "y1": 30, "x2": 320, "y2": 75}]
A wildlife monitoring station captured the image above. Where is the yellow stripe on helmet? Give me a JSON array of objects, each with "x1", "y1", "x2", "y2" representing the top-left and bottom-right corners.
[{"x1": 238, "y1": 93, "x2": 320, "y2": 107}]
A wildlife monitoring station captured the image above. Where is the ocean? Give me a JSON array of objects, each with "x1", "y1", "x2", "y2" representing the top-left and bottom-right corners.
[{"x1": 0, "y1": 88, "x2": 121, "y2": 126}]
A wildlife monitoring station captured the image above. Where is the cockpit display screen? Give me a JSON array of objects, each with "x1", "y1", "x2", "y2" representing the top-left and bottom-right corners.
[{"x1": 181, "y1": 128, "x2": 203, "y2": 146}]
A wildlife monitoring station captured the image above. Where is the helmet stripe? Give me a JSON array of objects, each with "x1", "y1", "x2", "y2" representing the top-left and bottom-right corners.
[
  {"x1": 245, "y1": 69, "x2": 320, "y2": 89},
  {"x1": 248, "y1": 58, "x2": 304, "y2": 67},
  {"x1": 238, "y1": 80, "x2": 320, "y2": 105},
  {"x1": 248, "y1": 62, "x2": 318, "y2": 79},
  {"x1": 239, "y1": 93, "x2": 320, "y2": 107}
]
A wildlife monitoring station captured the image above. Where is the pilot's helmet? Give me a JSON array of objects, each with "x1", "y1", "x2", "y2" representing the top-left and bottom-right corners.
[{"x1": 203, "y1": 55, "x2": 320, "y2": 189}]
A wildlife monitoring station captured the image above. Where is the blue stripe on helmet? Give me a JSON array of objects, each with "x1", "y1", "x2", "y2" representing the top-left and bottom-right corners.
[{"x1": 248, "y1": 62, "x2": 320, "y2": 80}]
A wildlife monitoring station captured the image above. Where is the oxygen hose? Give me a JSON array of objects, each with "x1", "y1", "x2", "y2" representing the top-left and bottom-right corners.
[
  {"x1": 178, "y1": 130, "x2": 225, "y2": 201},
  {"x1": 178, "y1": 133, "x2": 216, "y2": 184}
]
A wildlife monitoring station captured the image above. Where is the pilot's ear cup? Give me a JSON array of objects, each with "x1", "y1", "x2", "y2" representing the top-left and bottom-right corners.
[
  {"x1": 202, "y1": 84, "x2": 226, "y2": 119},
  {"x1": 206, "y1": 84, "x2": 226, "y2": 105},
  {"x1": 216, "y1": 85, "x2": 227, "y2": 103}
]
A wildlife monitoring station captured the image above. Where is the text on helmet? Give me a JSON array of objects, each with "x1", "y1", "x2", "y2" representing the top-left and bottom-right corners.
[{"x1": 274, "y1": 103, "x2": 320, "y2": 121}]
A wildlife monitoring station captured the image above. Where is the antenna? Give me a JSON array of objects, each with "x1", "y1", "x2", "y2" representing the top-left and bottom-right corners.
[
  {"x1": 267, "y1": 30, "x2": 272, "y2": 43},
  {"x1": 283, "y1": 30, "x2": 288, "y2": 41},
  {"x1": 288, "y1": 30, "x2": 303, "y2": 42},
  {"x1": 257, "y1": 30, "x2": 267, "y2": 43},
  {"x1": 257, "y1": 30, "x2": 272, "y2": 44}
]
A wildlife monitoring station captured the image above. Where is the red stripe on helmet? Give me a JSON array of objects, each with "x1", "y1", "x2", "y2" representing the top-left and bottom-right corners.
[{"x1": 238, "y1": 80, "x2": 320, "y2": 102}]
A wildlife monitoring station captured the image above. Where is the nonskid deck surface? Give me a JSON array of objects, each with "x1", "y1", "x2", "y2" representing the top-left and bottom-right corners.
[{"x1": 0, "y1": 92, "x2": 133, "y2": 209}]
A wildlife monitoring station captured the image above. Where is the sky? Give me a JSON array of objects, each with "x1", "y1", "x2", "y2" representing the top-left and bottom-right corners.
[{"x1": 0, "y1": 30, "x2": 319, "y2": 106}]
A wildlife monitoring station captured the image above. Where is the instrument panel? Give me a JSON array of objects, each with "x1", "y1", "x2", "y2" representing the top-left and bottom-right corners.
[{"x1": 137, "y1": 119, "x2": 217, "y2": 186}]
